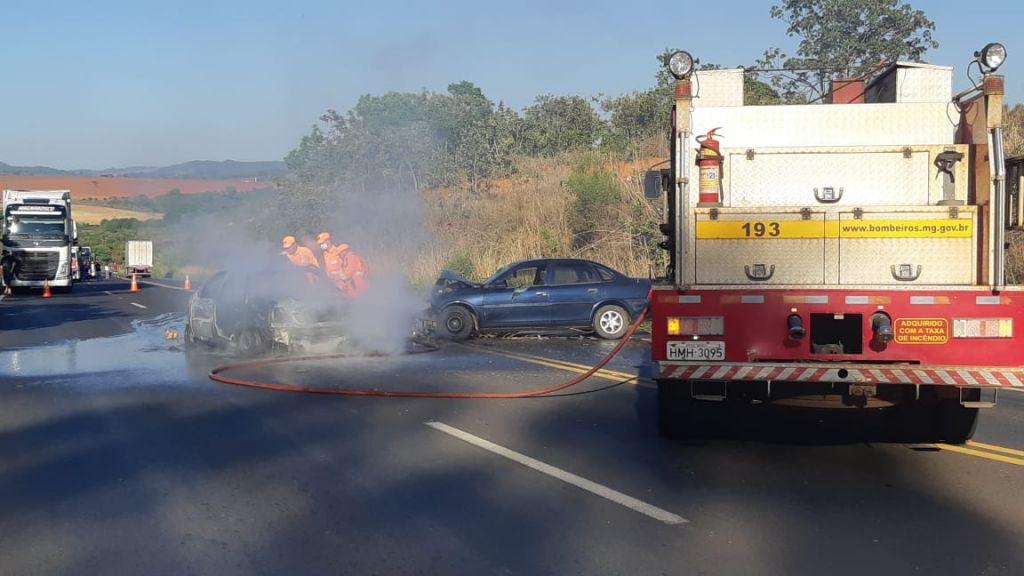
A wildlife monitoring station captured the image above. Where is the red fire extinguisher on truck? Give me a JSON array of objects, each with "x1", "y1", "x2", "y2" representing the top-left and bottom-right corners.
[{"x1": 696, "y1": 128, "x2": 723, "y2": 206}]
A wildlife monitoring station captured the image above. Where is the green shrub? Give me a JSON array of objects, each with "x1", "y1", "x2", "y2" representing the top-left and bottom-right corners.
[{"x1": 444, "y1": 253, "x2": 475, "y2": 279}]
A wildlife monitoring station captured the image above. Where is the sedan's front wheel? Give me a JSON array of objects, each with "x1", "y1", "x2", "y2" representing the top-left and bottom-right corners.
[
  {"x1": 235, "y1": 326, "x2": 267, "y2": 356},
  {"x1": 593, "y1": 304, "x2": 629, "y2": 339},
  {"x1": 438, "y1": 306, "x2": 474, "y2": 341}
]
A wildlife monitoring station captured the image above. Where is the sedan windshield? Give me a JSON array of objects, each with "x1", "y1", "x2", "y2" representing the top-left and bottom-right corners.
[{"x1": 484, "y1": 262, "x2": 518, "y2": 285}]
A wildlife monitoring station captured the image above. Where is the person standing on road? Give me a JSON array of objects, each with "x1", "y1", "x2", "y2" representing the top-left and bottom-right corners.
[
  {"x1": 317, "y1": 232, "x2": 368, "y2": 298},
  {"x1": 2, "y1": 249, "x2": 13, "y2": 295}
]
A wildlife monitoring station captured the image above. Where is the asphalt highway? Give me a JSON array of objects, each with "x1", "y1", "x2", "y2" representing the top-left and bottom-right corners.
[{"x1": 1, "y1": 279, "x2": 1022, "y2": 575}]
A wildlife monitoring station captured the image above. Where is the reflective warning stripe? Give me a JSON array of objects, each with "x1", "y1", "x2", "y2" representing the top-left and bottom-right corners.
[{"x1": 657, "y1": 363, "x2": 1024, "y2": 387}]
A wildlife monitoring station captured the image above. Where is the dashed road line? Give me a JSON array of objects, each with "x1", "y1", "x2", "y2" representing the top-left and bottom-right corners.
[
  {"x1": 130, "y1": 302, "x2": 147, "y2": 309},
  {"x1": 426, "y1": 421, "x2": 688, "y2": 525}
]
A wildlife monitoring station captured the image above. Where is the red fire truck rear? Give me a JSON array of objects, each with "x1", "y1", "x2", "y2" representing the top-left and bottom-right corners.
[{"x1": 645, "y1": 44, "x2": 1018, "y2": 443}]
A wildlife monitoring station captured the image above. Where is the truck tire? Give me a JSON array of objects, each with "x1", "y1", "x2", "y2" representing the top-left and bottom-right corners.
[
  {"x1": 593, "y1": 305, "x2": 629, "y2": 339},
  {"x1": 657, "y1": 379, "x2": 688, "y2": 437},
  {"x1": 884, "y1": 401, "x2": 936, "y2": 443},
  {"x1": 438, "y1": 306, "x2": 474, "y2": 341},
  {"x1": 658, "y1": 379, "x2": 734, "y2": 439},
  {"x1": 936, "y1": 400, "x2": 979, "y2": 444}
]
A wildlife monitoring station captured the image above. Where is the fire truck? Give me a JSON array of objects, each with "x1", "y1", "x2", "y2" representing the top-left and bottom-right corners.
[{"x1": 645, "y1": 44, "x2": 1019, "y2": 443}]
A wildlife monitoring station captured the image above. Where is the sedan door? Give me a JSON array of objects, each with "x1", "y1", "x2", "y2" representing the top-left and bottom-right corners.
[
  {"x1": 476, "y1": 263, "x2": 550, "y2": 328},
  {"x1": 546, "y1": 261, "x2": 605, "y2": 326},
  {"x1": 189, "y1": 271, "x2": 227, "y2": 341}
]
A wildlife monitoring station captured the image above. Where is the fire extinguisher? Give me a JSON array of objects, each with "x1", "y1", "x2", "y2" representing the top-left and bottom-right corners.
[{"x1": 696, "y1": 128, "x2": 723, "y2": 205}]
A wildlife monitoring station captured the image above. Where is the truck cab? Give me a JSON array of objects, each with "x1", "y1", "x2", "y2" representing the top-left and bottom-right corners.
[{"x1": 1, "y1": 189, "x2": 75, "y2": 291}]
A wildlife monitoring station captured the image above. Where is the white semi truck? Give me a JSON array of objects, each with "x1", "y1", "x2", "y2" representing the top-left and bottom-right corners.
[{"x1": 1, "y1": 189, "x2": 76, "y2": 292}]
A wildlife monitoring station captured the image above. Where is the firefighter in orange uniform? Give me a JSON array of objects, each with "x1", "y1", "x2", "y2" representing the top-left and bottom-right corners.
[
  {"x1": 317, "y1": 232, "x2": 368, "y2": 297},
  {"x1": 281, "y1": 235, "x2": 321, "y2": 283}
]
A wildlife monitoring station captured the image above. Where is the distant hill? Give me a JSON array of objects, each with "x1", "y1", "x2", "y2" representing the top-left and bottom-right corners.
[
  {"x1": 121, "y1": 160, "x2": 287, "y2": 179},
  {"x1": 0, "y1": 161, "x2": 91, "y2": 176},
  {"x1": 0, "y1": 159, "x2": 287, "y2": 180}
]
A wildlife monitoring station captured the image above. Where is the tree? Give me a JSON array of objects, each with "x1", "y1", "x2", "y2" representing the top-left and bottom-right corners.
[
  {"x1": 759, "y1": 0, "x2": 938, "y2": 102},
  {"x1": 521, "y1": 95, "x2": 603, "y2": 156}
]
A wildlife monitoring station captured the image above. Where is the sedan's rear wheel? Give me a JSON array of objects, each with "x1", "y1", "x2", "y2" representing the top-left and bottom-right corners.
[
  {"x1": 593, "y1": 304, "x2": 629, "y2": 339},
  {"x1": 438, "y1": 306, "x2": 474, "y2": 341}
]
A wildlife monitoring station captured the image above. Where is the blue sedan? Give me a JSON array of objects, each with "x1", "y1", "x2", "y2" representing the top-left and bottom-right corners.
[{"x1": 430, "y1": 258, "x2": 651, "y2": 340}]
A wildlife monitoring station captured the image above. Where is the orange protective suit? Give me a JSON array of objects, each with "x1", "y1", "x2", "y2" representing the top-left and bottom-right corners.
[
  {"x1": 283, "y1": 245, "x2": 320, "y2": 270},
  {"x1": 323, "y1": 243, "x2": 368, "y2": 297}
]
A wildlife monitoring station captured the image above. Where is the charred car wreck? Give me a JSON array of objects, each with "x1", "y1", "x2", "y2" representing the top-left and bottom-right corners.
[{"x1": 186, "y1": 264, "x2": 349, "y2": 355}]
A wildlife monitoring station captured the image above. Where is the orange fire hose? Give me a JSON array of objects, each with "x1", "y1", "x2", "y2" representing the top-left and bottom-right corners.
[{"x1": 208, "y1": 306, "x2": 648, "y2": 398}]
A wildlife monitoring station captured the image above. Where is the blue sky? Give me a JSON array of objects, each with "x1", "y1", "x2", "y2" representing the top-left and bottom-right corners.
[{"x1": 1, "y1": 0, "x2": 1021, "y2": 169}]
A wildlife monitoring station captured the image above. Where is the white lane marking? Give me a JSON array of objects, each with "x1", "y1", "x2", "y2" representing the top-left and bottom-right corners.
[
  {"x1": 1005, "y1": 387, "x2": 1024, "y2": 394},
  {"x1": 130, "y1": 302, "x2": 147, "y2": 309},
  {"x1": 425, "y1": 421, "x2": 688, "y2": 525},
  {"x1": 105, "y1": 291, "x2": 114, "y2": 295}
]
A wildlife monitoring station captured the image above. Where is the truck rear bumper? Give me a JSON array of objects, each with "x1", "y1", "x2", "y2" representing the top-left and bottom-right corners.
[{"x1": 655, "y1": 361, "x2": 1024, "y2": 388}]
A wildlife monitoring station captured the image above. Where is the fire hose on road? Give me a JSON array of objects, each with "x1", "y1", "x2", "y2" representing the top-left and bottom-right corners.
[{"x1": 208, "y1": 306, "x2": 648, "y2": 398}]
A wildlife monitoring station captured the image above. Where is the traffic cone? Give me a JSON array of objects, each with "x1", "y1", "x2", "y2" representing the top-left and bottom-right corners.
[
  {"x1": 42, "y1": 279, "x2": 51, "y2": 298},
  {"x1": 183, "y1": 274, "x2": 192, "y2": 291},
  {"x1": 130, "y1": 273, "x2": 139, "y2": 292}
]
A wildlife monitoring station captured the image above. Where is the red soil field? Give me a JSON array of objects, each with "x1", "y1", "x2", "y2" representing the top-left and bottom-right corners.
[{"x1": 0, "y1": 175, "x2": 271, "y2": 200}]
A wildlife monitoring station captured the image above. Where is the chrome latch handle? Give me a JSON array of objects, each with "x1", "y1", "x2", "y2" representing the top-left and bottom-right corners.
[
  {"x1": 891, "y1": 264, "x2": 922, "y2": 281},
  {"x1": 745, "y1": 264, "x2": 776, "y2": 281},
  {"x1": 814, "y1": 187, "x2": 843, "y2": 203}
]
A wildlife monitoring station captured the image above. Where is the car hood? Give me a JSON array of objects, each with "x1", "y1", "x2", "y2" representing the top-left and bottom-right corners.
[{"x1": 437, "y1": 270, "x2": 482, "y2": 289}]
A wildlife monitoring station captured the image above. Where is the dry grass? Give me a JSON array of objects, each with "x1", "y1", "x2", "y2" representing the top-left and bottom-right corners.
[
  {"x1": 406, "y1": 153, "x2": 664, "y2": 286},
  {"x1": 73, "y1": 204, "x2": 162, "y2": 224}
]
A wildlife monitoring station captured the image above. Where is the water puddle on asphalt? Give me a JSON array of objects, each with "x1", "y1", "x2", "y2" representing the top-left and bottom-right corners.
[{"x1": 1, "y1": 313, "x2": 190, "y2": 379}]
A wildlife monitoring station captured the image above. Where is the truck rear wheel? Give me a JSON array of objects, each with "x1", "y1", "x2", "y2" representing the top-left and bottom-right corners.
[
  {"x1": 657, "y1": 379, "x2": 689, "y2": 437},
  {"x1": 657, "y1": 380, "x2": 729, "y2": 439},
  {"x1": 936, "y1": 400, "x2": 979, "y2": 444},
  {"x1": 885, "y1": 397, "x2": 979, "y2": 444},
  {"x1": 884, "y1": 401, "x2": 936, "y2": 443}
]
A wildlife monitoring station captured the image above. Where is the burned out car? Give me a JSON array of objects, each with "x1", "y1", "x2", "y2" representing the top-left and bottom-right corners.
[
  {"x1": 185, "y1": 263, "x2": 347, "y2": 355},
  {"x1": 430, "y1": 258, "x2": 650, "y2": 341}
]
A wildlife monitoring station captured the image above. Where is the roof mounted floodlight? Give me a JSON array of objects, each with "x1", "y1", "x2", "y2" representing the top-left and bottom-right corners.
[
  {"x1": 976, "y1": 42, "x2": 1007, "y2": 74},
  {"x1": 667, "y1": 51, "x2": 696, "y2": 80}
]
